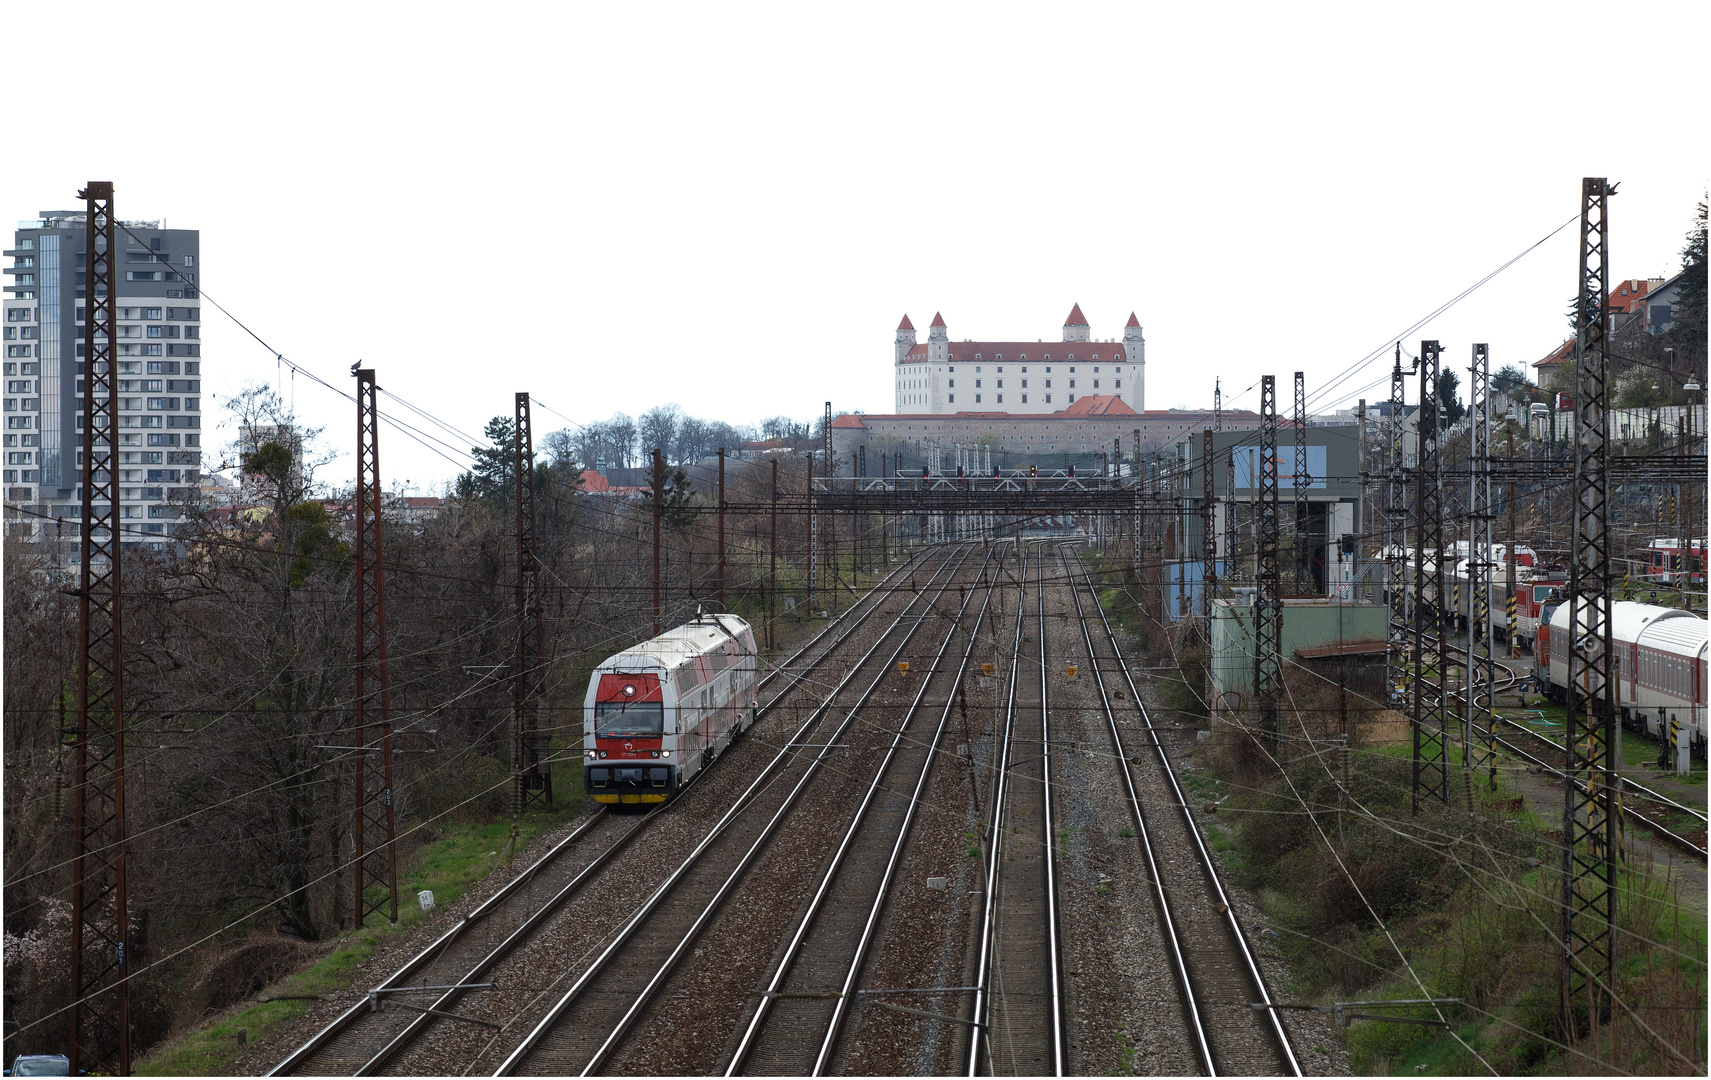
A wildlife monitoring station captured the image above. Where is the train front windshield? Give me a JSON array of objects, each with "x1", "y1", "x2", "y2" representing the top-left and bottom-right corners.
[{"x1": 595, "y1": 701, "x2": 665, "y2": 737}]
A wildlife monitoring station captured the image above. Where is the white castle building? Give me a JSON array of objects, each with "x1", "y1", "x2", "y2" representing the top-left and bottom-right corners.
[{"x1": 893, "y1": 304, "x2": 1145, "y2": 415}]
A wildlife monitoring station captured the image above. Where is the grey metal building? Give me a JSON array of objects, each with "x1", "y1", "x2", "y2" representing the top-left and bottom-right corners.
[{"x1": 4, "y1": 211, "x2": 203, "y2": 551}]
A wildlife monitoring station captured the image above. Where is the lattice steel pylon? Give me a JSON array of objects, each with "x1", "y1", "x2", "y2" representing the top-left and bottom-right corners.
[
  {"x1": 69, "y1": 180, "x2": 130, "y2": 1077},
  {"x1": 1562, "y1": 176, "x2": 1619, "y2": 1029},
  {"x1": 513, "y1": 393, "x2": 550, "y2": 812},
  {"x1": 1467, "y1": 345, "x2": 1496, "y2": 798},
  {"x1": 1386, "y1": 346, "x2": 1409, "y2": 705},
  {"x1": 352, "y1": 369, "x2": 398, "y2": 926},
  {"x1": 1293, "y1": 371, "x2": 1310, "y2": 591},
  {"x1": 1411, "y1": 341, "x2": 1449, "y2": 812},
  {"x1": 1202, "y1": 430, "x2": 1216, "y2": 616},
  {"x1": 1213, "y1": 377, "x2": 1222, "y2": 431},
  {"x1": 1253, "y1": 377, "x2": 1283, "y2": 750},
  {"x1": 1224, "y1": 449, "x2": 1237, "y2": 584}
]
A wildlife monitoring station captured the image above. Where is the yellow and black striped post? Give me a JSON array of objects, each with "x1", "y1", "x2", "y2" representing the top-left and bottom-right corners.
[
  {"x1": 1507, "y1": 593, "x2": 1518, "y2": 654},
  {"x1": 1669, "y1": 715, "x2": 1682, "y2": 774}
]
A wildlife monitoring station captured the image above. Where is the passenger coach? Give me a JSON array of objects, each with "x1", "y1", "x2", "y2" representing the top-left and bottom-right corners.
[{"x1": 583, "y1": 614, "x2": 758, "y2": 804}]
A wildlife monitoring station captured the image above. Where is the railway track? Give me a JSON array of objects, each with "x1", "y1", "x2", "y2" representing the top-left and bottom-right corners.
[
  {"x1": 1063, "y1": 546, "x2": 1301, "y2": 1077},
  {"x1": 267, "y1": 545, "x2": 953, "y2": 1077},
  {"x1": 1416, "y1": 639, "x2": 1706, "y2": 858},
  {"x1": 725, "y1": 542, "x2": 1007, "y2": 1076},
  {"x1": 968, "y1": 541, "x2": 1065, "y2": 1076},
  {"x1": 493, "y1": 545, "x2": 985, "y2": 1075}
]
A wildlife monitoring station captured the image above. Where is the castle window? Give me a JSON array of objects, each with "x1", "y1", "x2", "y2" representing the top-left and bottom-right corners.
[
  {"x1": 1045, "y1": 380, "x2": 1052, "y2": 388},
  {"x1": 976, "y1": 354, "x2": 981, "y2": 360},
  {"x1": 1045, "y1": 366, "x2": 1051, "y2": 373},
  {"x1": 1022, "y1": 379, "x2": 1028, "y2": 388},
  {"x1": 1093, "y1": 380, "x2": 1099, "y2": 388},
  {"x1": 1022, "y1": 394, "x2": 1028, "y2": 404},
  {"x1": 948, "y1": 379, "x2": 955, "y2": 388},
  {"x1": 997, "y1": 367, "x2": 1002, "y2": 373},
  {"x1": 1021, "y1": 366, "x2": 1028, "y2": 373},
  {"x1": 1070, "y1": 366, "x2": 1076, "y2": 373},
  {"x1": 1045, "y1": 395, "x2": 1052, "y2": 404},
  {"x1": 996, "y1": 380, "x2": 1002, "y2": 388},
  {"x1": 996, "y1": 394, "x2": 1003, "y2": 403},
  {"x1": 975, "y1": 394, "x2": 982, "y2": 403},
  {"x1": 1115, "y1": 379, "x2": 1121, "y2": 388},
  {"x1": 948, "y1": 394, "x2": 955, "y2": 403},
  {"x1": 1094, "y1": 366, "x2": 1100, "y2": 373},
  {"x1": 975, "y1": 379, "x2": 981, "y2": 388}
]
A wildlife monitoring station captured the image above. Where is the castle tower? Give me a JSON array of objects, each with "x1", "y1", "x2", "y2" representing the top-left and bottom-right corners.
[
  {"x1": 928, "y1": 311, "x2": 949, "y2": 364},
  {"x1": 1122, "y1": 312, "x2": 1146, "y2": 412},
  {"x1": 895, "y1": 314, "x2": 916, "y2": 363},
  {"x1": 1062, "y1": 302, "x2": 1090, "y2": 343}
]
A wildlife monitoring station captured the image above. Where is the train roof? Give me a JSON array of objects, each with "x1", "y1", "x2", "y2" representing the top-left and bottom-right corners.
[
  {"x1": 1635, "y1": 612, "x2": 1710, "y2": 656},
  {"x1": 599, "y1": 614, "x2": 753, "y2": 671},
  {"x1": 1547, "y1": 599, "x2": 1701, "y2": 642}
]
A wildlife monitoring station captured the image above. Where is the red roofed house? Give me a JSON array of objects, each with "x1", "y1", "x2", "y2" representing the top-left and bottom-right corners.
[
  {"x1": 1533, "y1": 278, "x2": 1664, "y2": 385},
  {"x1": 894, "y1": 305, "x2": 1147, "y2": 416}
]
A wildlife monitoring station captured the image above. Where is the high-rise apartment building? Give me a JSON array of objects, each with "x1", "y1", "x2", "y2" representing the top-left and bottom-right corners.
[{"x1": 4, "y1": 211, "x2": 204, "y2": 552}]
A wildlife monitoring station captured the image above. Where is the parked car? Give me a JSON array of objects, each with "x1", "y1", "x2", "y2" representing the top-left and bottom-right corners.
[{"x1": 5, "y1": 1055, "x2": 71, "y2": 1076}]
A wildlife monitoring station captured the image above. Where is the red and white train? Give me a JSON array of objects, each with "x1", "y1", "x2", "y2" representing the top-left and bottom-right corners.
[
  {"x1": 1637, "y1": 537, "x2": 1706, "y2": 586},
  {"x1": 1535, "y1": 599, "x2": 1707, "y2": 758},
  {"x1": 583, "y1": 614, "x2": 758, "y2": 805}
]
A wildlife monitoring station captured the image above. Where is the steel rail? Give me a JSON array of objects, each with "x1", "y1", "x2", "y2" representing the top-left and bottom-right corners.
[
  {"x1": 1056, "y1": 545, "x2": 1214, "y2": 1075},
  {"x1": 268, "y1": 544, "x2": 944, "y2": 1076},
  {"x1": 808, "y1": 544, "x2": 1006, "y2": 1074},
  {"x1": 963, "y1": 539, "x2": 1030, "y2": 1076},
  {"x1": 1036, "y1": 543, "x2": 1069, "y2": 1077},
  {"x1": 1416, "y1": 647, "x2": 1705, "y2": 859},
  {"x1": 1068, "y1": 550, "x2": 1302, "y2": 1077},
  {"x1": 494, "y1": 545, "x2": 978, "y2": 1076},
  {"x1": 721, "y1": 543, "x2": 1005, "y2": 1074}
]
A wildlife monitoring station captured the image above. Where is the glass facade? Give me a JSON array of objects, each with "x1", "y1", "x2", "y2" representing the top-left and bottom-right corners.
[{"x1": 37, "y1": 234, "x2": 61, "y2": 489}]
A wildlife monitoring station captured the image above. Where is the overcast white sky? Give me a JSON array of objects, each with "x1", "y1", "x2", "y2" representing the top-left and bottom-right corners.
[{"x1": 7, "y1": 1, "x2": 1707, "y2": 490}]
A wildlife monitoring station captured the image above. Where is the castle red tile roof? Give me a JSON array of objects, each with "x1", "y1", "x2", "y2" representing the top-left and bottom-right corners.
[
  {"x1": 1064, "y1": 303, "x2": 1088, "y2": 326},
  {"x1": 1125, "y1": 311, "x2": 1140, "y2": 328},
  {"x1": 1060, "y1": 394, "x2": 1136, "y2": 416},
  {"x1": 929, "y1": 311, "x2": 946, "y2": 328},
  {"x1": 898, "y1": 342, "x2": 1132, "y2": 364},
  {"x1": 897, "y1": 314, "x2": 914, "y2": 331},
  {"x1": 829, "y1": 414, "x2": 872, "y2": 429}
]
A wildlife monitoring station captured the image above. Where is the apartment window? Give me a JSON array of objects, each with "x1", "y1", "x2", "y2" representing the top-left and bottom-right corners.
[
  {"x1": 126, "y1": 271, "x2": 159, "y2": 281},
  {"x1": 142, "y1": 379, "x2": 163, "y2": 392},
  {"x1": 144, "y1": 307, "x2": 162, "y2": 319},
  {"x1": 118, "y1": 326, "x2": 141, "y2": 338},
  {"x1": 6, "y1": 346, "x2": 29, "y2": 358},
  {"x1": 6, "y1": 417, "x2": 32, "y2": 428},
  {"x1": 144, "y1": 344, "x2": 163, "y2": 356},
  {"x1": 165, "y1": 379, "x2": 197, "y2": 392},
  {"x1": 3, "y1": 399, "x2": 12, "y2": 412},
  {"x1": 147, "y1": 434, "x2": 180, "y2": 447},
  {"x1": 2, "y1": 329, "x2": 11, "y2": 340},
  {"x1": 184, "y1": 362, "x2": 199, "y2": 375},
  {"x1": 146, "y1": 362, "x2": 179, "y2": 375},
  {"x1": 183, "y1": 397, "x2": 198, "y2": 412},
  {"x1": 147, "y1": 325, "x2": 164, "y2": 338},
  {"x1": 140, "y1": 415, "x2": 162, "y2": 428},
  {"x1": 183, "y1": 255, "x2": 194, "y2": 267},
  {"x1": 14, "y1": 275, "x2": 34, "y2": 286},
  {"x1": 6, "y1": 309, "x2": 32, "y2": 322},
  {"x1": 18, "y1": 327, "x2": 37, "y2": 340}
]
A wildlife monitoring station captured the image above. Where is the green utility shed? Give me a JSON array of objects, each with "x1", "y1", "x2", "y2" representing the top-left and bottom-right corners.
[{"x1": 1208, "y1": 598, "x2": 1389, "y2": 711}]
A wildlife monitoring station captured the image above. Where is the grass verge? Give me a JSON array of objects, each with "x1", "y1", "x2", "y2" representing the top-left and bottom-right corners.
[{"x1": 135, "y1": 800, "x2": 580, "y2": 1077}]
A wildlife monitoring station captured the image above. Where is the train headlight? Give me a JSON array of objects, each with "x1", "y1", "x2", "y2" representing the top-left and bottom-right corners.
[
  {"x1": 651, "y1": 750, "x2": 660, "y2": 758},
  {"x1": 586, "y1": 749, "x2": 597, "y2": 758},
  {"x1": 661, "y1": 750, "x2": 670, "y2": 758},
  {"x1": 598, "y1": 750, "x2": 608, "y2": 759}
]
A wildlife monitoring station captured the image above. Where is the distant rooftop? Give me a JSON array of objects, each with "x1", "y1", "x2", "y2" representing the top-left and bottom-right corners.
[{"x1": 19, "y1": 211, "x2": 161, "y2": 230}]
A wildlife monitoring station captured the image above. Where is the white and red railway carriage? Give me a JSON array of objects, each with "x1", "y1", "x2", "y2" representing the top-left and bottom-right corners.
[
  {"x1": 1537, "y1": 600, "x2": 1707, "y2": 758},
  {"x1": 583, "y1": 614, "x2": 758, "y2": 805}
]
